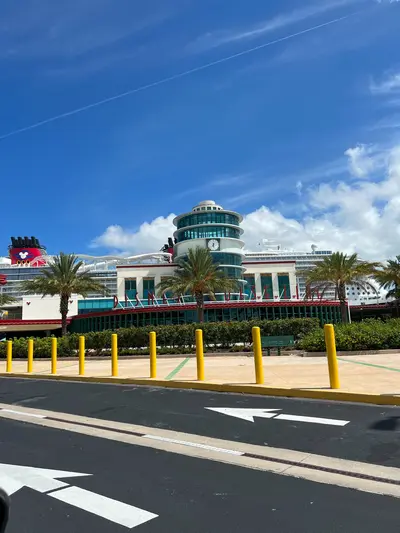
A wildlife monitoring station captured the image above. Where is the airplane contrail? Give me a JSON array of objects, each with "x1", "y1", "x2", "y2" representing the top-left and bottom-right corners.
[{"x1": 0, "y1": 11, "x2": 361, "y2": 142}]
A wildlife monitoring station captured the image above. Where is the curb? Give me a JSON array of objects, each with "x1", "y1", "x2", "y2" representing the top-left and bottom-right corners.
[
  {"x1": 1, "y1": 372, "x2": 400, "y2": 406},
  {"x1": 302, "y1": 349, "x2": 400, "y2": 357}
]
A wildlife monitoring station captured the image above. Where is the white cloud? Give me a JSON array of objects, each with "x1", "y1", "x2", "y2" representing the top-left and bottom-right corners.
[
  {"x1": 370, "y1": 71, "x2": 400, "y2": 94},
  {"x1": 372, "y1": 114, "x2": 400, "y2": 130},
  {"x1": 0, "y1": 0, "x2": 175, "y2": 62},
  {"x1": 344, "y1": 144, "x2": 385, "y2": 177},
  {"x1": 188, "y1": 0, "x2": 363, "y2": 52},
  {"x1": 92, "y1": 144, "x2": 400, "y2": 261},
  {"x1": 92, "y1": 215, "x2": 176, "y2": 254},
  {"x1": 224, "y1": 158, "x2": 347, "y2": 208}
]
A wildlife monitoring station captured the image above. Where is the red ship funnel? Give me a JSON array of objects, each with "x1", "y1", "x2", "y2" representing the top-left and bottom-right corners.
[{"x1": 9, "y1": 236, "x2": 47, "y2": 267}]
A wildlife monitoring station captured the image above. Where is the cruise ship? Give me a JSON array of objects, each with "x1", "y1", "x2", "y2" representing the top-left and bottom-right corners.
[
  {"x1": 245, "y1": 241, "x2": 387, "y2": 305},
  {"x1": 0, "y1": 235, "x2": 173, "y2": 320},
  {"x1": 0, "y1": 235, "x2": 386, "y2": 308}
]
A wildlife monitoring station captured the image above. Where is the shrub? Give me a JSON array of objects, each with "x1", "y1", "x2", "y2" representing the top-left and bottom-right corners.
[
  {"x1": 0, "y1": 318, "x2": 319, "y2": 358},
  {"x1": 298, "y1": 318, "x2": 400, "y2": 352}
]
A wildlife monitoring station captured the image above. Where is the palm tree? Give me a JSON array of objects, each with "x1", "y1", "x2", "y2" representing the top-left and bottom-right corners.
[
  {"x1": 0, "y1": 294, "x2": 16, "y2": 309},
  {"x1": 0, "y1": 294, "x2": 16, "y2": 318},
  {"x1": 21, "y1": 253, "x2": 107, "y2": 335},
  {"x1": 373, "y1": 256, "x2": 400, "y2": 316},
  {"x1": 303, "y1": 252, "x2": 379, "y2": 323},
  {"x1": 156, "y1": 247, "x2": 239, "y2": 322}
]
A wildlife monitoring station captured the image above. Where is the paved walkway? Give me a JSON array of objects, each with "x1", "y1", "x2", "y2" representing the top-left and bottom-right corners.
[{"x1": 5, "y1": 353, "x2": 400, "y2": 396}]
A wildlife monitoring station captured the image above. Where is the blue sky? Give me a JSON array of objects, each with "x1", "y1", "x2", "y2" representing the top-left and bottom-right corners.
[{"x1": 1, "y1": 0, "x2": 400, "y2": 259}]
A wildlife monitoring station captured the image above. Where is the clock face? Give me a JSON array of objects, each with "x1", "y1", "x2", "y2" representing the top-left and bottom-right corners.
[{"x1": 207, "y1": 239, "x2": 220, "y2": 251}]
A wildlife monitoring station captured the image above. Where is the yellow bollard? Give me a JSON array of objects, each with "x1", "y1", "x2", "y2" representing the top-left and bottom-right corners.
[
  {"x1": 149, "y1": 331, "x2": 157, "y2": 379},
  {"x1": 6, "y1": 341, "x2": 12, "y2": 373},
  {"x1": 324, "y1": 324, "x2": 340, "y2": 389},
  {"x1": 196, "y1": 329, "x2": 205, "y2": 381},
  {"x1": 252, "y1": 326, "x2": 264, "y2": 384},
  {"x1": 79, "y1": 336, "x2": 85, "y2": 376},
  {"x1": 27, "y1": 339, "x2": 33, "y2": 373},
  {"x1": 51, "y1": 337, "x2": 57, "y2": 375},
  {"x1": 111, "y1": 334, "x2": 118, "y2": 377}
]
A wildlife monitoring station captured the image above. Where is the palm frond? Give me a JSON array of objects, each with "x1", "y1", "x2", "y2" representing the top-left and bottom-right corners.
[
  {"x1": 156, "y1": 247, "x2": 239, "y2": 299},
  {"x1": 20, "y1": 252, "x2": 107, "y2": 298},
  {"x1": 0, "y1": 294, "x2": 16, "y2": 308},
  {"x1": 373, "y1": 256, "x2": 400, "y2": 302},
  {"x1": 303, "y1": 252, "x2": 379, "y2": 301}
]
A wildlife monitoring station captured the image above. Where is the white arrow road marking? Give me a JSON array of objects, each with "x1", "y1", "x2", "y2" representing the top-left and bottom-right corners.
[
  {"x1": 206, "y1": 408, "x2": 349, "y2": 426},
  {"x1": 275, "y1": 414, "x2": 349, "y2": 426},
  {"x1": 49, "y1": 486, "x2": 158, "y2": 529},
  {"x1": 0, "y1": 463, "x2": 158, "y2": 529},
  {"x1": 206, "y1": 408, "x2": 280, "y2": 422},
  {"x1": 0, "y1": 464, "x2": 89, "y2": 495}
]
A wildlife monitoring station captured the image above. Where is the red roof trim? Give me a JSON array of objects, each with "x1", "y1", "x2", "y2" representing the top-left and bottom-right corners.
[
  {"x1": 73, "y1": 300, "x2": 340, "y2": 320},
  {"x1": 0, "y1": 319, "x2": 70, "y2": 325}
]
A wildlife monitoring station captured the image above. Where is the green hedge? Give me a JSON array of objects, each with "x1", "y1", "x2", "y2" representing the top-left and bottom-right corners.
[
  {"x1": 298, "y1": 319, "x2": 400, "y2": 352},
  {"x1": 0, "y1": 318, "x2": 319, "y2": 358}
]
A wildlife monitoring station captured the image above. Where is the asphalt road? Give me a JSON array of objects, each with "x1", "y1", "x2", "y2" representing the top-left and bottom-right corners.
[
  {"x1": 0, "y1": 377, "x2": 399, "y2": 467},
  {"x1": 1, "y1": 416, "x2": 400, "y2": 533}
]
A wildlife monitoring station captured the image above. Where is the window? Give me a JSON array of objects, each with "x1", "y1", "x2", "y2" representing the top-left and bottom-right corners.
[
  {"x1": 143, "y1": 278, "x2": 155, "y2": 299},
  {"x1": 278, "y1": 274, "x2": 291, "y2": 299},
  {"x1": 177, "y1": 226, "x2": 241, "y2": 242},
  {"x1": 177, "y1": 213, "x2": 240, "y2": 229},
  {"x1": 78, "y1": 299, "x2": 114, "y2": 314},
  {"x1": 220, "y1": 266, "x2": 243, "y2": 279},
  {"x1": 243, "y1": 274, "x2": 256, "y2": 297},
  {"x1": 125, "y1": 278, "x2": 137, "y2": 300},
  {"x1": 212, "y1": 253, "x2": 242, "y2": 266},
  {"x1": 261, "y1": 274, "x2": 273, "y2": 299}
]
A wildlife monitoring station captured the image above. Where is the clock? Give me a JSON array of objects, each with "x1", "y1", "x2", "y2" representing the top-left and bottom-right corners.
[{"x1": 207, "y1": 239, "x2": 220, "y2": 251}]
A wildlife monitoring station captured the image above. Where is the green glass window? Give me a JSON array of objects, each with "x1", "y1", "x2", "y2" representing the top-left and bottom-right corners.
[
  {"x1": 177, "y1": 226, "x2": 240, "y2": 242},
  {"x1": 177, "y1": 213, "x2": 240, "y2": 229},
  {"x1": 77, "y1": 299, "x2": 114, "y2": 314},
  {"x1": 219, "y1": 266, "x2": 243, "y2": 279},
  {"x1": 278, "y1": 274, "x2": 291, "y2": 299},
  {"x1": 125, "y1": 278, "x2": 137, "y2": 300},
  {"x1": 70, "y1": 301, "x2": 342, "y2": 331},
  {"x1": 261, "y1": 274, "x2": 273, "y2": 299},
  {"x1": 243, "y1": 274, "x2": 256, "y2": 297},
  {"x1": 212, "y1": 253, "x2": 242, "y2": 267},
  {"x1": 143, "y1": 278, "x2": 155, "y2": 299}
]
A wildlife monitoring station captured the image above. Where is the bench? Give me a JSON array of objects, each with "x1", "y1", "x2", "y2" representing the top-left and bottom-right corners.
[{"x1": 261, "y1": 335, "x2": 295, "y2": 356}]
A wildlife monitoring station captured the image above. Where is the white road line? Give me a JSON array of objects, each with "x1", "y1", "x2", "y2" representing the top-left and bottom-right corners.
[
  {"x1": 1, "y1": 409, "x2": 47, "y2": 419},
  {"x1": 275, "y1": 414, "x2": 349, "y2": 426},
  {"x1": 49, "y1": 486, "x2": 158, "y2": 528},
  {"x1": 143, "y1": 434, "x2": 244, "y2": 456}
]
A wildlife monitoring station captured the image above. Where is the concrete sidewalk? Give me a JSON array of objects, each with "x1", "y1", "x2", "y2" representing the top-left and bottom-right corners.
[{"x1": 4, "y1": 352, "x2": 400, "y2": 397}]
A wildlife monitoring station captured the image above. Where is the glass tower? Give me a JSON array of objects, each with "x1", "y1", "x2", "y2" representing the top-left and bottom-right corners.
[{"x1": 173, "y1": 200, "x2": 245, "y2": 281}]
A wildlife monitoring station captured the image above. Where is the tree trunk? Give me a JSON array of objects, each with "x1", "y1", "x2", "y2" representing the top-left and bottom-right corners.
[
  {"x1": 340, "y1": 300, "x2": 348, "y2": 324},
  {"x1": 60, "y1": 294, "x2": 69, "y2": 336},
  {"x1": 338, "y1": 283, "x2": 348, "y2": 324},
  {"x1": 195, "y1": 292, "x2": 204, "y2": 323}
]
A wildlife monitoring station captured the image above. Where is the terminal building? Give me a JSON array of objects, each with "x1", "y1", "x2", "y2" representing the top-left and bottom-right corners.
[{"x1": 2, "y1": 199, "x2": 385, "y2": 336}]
